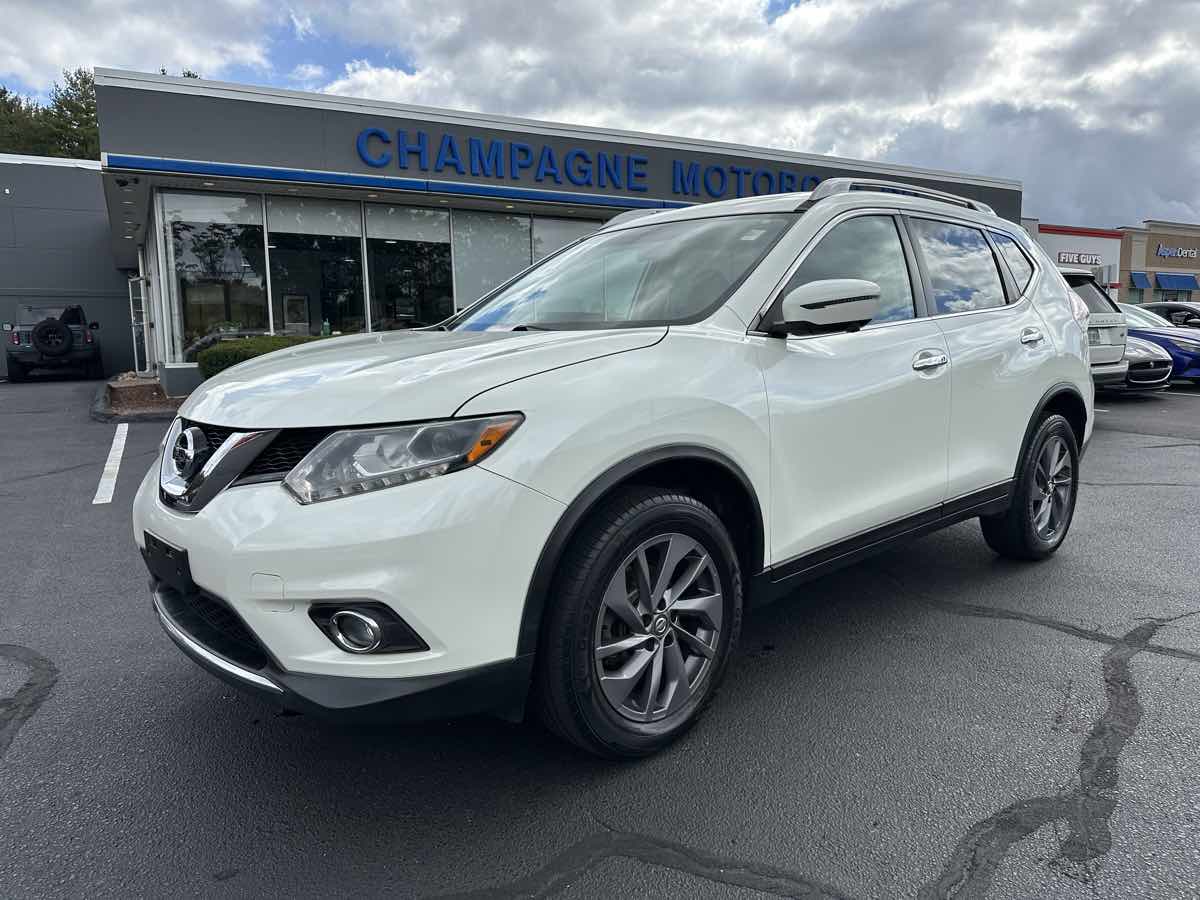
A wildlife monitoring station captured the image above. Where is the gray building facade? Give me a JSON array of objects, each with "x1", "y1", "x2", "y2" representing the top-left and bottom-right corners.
[
  {"x1": 9, "y1": 68, "x2": 1024, "y2": 393},
  {"x1": 0, "y1": 155, "x2": 134, "y2": 377}
]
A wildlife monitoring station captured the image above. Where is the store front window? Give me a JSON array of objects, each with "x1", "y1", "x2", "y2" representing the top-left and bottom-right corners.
[
  {"x1": 161, "y1": 192, "x2": 268, "y2": 360},
  {"x1": 267, "y1": 197, "x2": 365, "y2": 336},
  {"x1": 365, "y1": 205, "x2": 453, "y2": 329},
  {"x1": 532, "y1": 217, "x2": 600, "y2": 262},
  {"x1": 1153, "y1": 289, "x2": 1192, "y2": 303},
  {"x1": 451, "y1": 210, "x2": 533, "y2": 308}
]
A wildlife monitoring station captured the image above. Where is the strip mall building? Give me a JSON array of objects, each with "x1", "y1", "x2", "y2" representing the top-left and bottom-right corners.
[{"x1": 4, "y1": 68, "x2": 1023, "y2": 390}]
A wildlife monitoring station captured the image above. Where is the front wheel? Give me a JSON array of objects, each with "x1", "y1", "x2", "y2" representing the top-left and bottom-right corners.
[
  {"x1": 535, "y1": 487, "x2": 743, "y2": 758},
  {"x1": 980, "y1": 414, "x2": 1079, "y2": 560}
]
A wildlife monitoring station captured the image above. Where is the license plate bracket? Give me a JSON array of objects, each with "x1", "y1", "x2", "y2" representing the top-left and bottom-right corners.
[{"x1": 143, "y1": 532, "x2": 195, "y2": 595}]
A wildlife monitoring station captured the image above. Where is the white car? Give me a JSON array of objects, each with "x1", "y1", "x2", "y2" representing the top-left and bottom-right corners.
[
  {"x1": 1058, "y1": 267, "x2": 1127, "y2": 388},
  {"x1": 134, "y1": 178, "x2": 1093, "y2": 757}
]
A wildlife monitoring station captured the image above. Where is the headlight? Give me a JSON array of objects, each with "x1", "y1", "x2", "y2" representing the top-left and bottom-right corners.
[
  {"x1": 283, "y1": 414, "x2": 523, "y2": 504},
  {"x1": 1168, "y1": 337, "x2": 1200, "y2": 354}
]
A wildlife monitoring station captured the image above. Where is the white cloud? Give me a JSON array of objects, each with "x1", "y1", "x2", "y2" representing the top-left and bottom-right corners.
[
  {"x1": 289, "y1": 62, "x2": 326, "y2": 82},
  {"x1": 3, "y1": 0, "x2": 1199, "y2": 225}
]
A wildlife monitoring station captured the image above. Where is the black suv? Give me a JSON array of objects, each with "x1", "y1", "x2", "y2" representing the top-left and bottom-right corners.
[{"x1": 5, "y1": 304, "x2": 103, "y2": 382}]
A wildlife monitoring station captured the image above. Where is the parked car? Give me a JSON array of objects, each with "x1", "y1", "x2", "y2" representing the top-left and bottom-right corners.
[
  {"x1": 1143, "y1": 299, "x2": 1200, "y2": 328},
  {"x1": 1058, "y1": 268, "x2": 1127, "y2": 388},
  {"x1": 4, "y1": 304, "x2": 103, "y2": 382},
  {"x1": 1103, "y1": 336, "x2": 1173, "y2": 393},
  {"x1": 134, "y1": 178, "x2": 1093, "y2": 757},
  {"x1": 1119, "y1": 303, "x2": 1200, "y2": 383}
]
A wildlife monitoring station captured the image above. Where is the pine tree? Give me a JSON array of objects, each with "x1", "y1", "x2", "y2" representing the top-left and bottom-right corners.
[
  {"x1": 44, "y1": 68, "x2": 99, "y2": 160},
  {"x1": 0, "y1": 85, "x2": 54, "y2": 156}
]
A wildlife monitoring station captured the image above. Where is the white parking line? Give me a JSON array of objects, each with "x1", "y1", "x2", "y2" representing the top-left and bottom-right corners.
[
  {"x1": 92, "y1": 424, "x2": 128, "y2": 505},
  {"x1": 1163, "y1": 391, "x2": 1200, "y2": 399}
]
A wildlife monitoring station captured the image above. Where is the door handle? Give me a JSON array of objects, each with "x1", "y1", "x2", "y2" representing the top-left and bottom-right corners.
[
  {"x1": 1020, "y1": 327, "x2": 1044, "y2": 345},
  {"x1": 912, "y1": 348, "x2": 949, "y2": 371}
]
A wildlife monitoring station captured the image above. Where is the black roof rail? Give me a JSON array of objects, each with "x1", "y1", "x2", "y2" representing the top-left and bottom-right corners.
[{"x1": 804, "y1": 177, "x2": 996, "y2": 216}]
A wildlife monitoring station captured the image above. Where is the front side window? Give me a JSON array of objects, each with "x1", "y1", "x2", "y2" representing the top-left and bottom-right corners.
[
  {"x1": 909, "y1": 218, "x2": 1007, "y2": 315},
  {"x1": 451, "y1": 214, "x2": 794, "y2": 331},
  {"x1": 990, "y1": 231, "x2": 1035, "y2": 292},
  {"x1": 779, "y1": 215, "x2": 915, "y2": 323}
]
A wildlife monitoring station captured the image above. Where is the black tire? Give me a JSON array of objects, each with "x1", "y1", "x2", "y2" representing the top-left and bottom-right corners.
[
  {"x1": 980, "y1": 414, "x2": 1079, "y2": 561},
  {"x1": 30, "y1": 318, "x2": 72, "y2": 357},
  {"x1": 6, "y1": 360, "x2": 26, "y2": 383},
  {"x1": 535, "y1": 486, "x2": 743, "y2": 758}
]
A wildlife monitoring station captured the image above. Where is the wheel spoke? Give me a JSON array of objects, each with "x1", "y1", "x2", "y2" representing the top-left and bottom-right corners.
[
  {"x1": 1033, "y1": 497, "x2": 1053, "y2": 532},
  {"x1": 672, "y1": 591, "x2": 722, "y2": 630},
  {"x1": 660, "y1": 639, "x2": 691, "y2": 715},
  {"x1": 1049, "y1": 440, "x2": 1067, "y2": 476},
  {"x1": 634, "y1": 549, "x2": 656, "y2": 616},
  {"x1": 673, "y1": 624, "x2": 716, "y2": 659},
  {"x1": 667, "y1": 553, "x2": 709, "y2": 605},
  {"x1": 651, "y1": 535, "x2": 695, "y2": 605},
  {"x1": 595, "y1": 633, "x2": 649, "y2": 661},
  {"x1": 640, "y1": 644, "x2": 664, "y2": 715},
  {"x1": 599, "y1": 649, "x2": 654, "y2": 708},
  {"x1": 602, "y1": 577, "x2": 645, "y2": 634}
]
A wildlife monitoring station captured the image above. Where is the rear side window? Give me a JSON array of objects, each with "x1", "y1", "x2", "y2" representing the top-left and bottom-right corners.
[
  {"x1": 781, "y1": 215, "x2": 915, "y2": 323},
  {"x1": 990, "y1": 231, "x2": 1035, "y2": 292},
  {"x1": 909, "y1": 219, "x2": 1007, "y2": 315}
]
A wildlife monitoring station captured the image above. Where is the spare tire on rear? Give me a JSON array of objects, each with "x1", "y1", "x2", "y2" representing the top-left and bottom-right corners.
[{"x1": 31, "y1": 318, "x2": 73, "y2": 356}]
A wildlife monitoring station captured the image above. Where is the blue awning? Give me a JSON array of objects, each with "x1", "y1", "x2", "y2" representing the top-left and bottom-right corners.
[
  {"x1": 1130, "y1": 271, "x2": 1151, "y2": 289},
  {"x1": 1155, "y1": 272, "x2": 1199, "y2": 291}
]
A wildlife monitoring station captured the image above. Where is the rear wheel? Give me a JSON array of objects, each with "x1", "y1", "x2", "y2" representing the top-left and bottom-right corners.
[
  {"x1": 980, "y1": 414, "x2": 1079, "y2": 560},
  {"x1": 536, "y1": 487, "x2": 743, "y2": 758}
]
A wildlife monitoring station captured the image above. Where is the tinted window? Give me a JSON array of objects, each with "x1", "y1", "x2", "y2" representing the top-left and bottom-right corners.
[
  {"x1": 781, "y1": 216, "x2": 915, "y2": 323},
  {"x1": 991, "y1": 231, "x2": 1034, "y2": 292},
  {"x1": 910, "y1": 219, "x2": 1007, "y2": 315},
  {"x1": 1070, "y1": 279, "x2": 1118, "y2": 314},
  {"x1": 1120, "y1": 304, "x2": 1172, "y2": 328}
]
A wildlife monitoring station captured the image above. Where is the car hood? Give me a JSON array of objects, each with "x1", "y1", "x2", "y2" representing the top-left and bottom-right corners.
[
  {"x1": 180, "y1": 327, "x2": 667, "y2": 428},
  {"x1": 1127, "y1": 325, "x2": 1200, "y2": 348}
]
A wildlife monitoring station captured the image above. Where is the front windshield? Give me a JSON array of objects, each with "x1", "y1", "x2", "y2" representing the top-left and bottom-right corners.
[
  {"x1": 16, "y1": 305, "x2": 64, "y2": 325},
  {"x1": 1121, "y1": 303, "x2": 1172, "y2": 328},
  {"x1": 450, "y1": 213, "x2": 795, "y2": 331}
]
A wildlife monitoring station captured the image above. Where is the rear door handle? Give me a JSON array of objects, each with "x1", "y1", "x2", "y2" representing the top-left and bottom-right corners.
[
  {"x1": 912, "y1": 348, "x2": 949, "y2": 371},
  {"x1": 1020, "y1": 327, "x2": 1044, "y2": 345}
]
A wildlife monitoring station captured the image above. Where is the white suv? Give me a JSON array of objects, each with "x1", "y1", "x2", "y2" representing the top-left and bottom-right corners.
[{"x1": 133, "y1": 179, "x2": 1093, "y2": 757}]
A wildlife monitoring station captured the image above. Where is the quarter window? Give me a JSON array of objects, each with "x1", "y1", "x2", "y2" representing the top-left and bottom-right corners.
[
  {"x1": 780, "y1": 215, "x2": 915, "y2": 323},
  {"x1": 990, "y1": 231, "x2": 1034, "y2": 292},
  {"x1": 910, "y1": 219, "x2": 1007, "y2": 315}
]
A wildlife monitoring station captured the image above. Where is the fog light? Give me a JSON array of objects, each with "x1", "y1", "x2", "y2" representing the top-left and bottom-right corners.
[{"x1": 328, "y1": 610, "x2": 383, "y2": 654}]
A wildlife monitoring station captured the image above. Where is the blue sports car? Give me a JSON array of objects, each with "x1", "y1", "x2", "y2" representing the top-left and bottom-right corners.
[{"x1": 1118, "y1": 303, "x2": 1200, "y2": 383}]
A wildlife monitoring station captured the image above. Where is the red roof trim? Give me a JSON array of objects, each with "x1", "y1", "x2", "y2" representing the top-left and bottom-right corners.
[{"x1": 1039, "y1": 224, "x2": 1124, "y2": 239}]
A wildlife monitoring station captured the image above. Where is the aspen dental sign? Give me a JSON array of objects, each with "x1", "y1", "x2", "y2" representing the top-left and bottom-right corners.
[
  {"x1": 1156, "y1": 243, "x2": 1200, "y2": 259},
  {"x1": 355, "y1": 126, "x2": 825, "y2": 201}
]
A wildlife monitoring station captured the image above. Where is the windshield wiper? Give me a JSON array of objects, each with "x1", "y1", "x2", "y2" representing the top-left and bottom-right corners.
[{"x1": 508, "y1": 323, "x2": 557, "y2": 331}]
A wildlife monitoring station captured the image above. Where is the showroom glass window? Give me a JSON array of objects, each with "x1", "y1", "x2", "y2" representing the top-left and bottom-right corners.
[
  {"x1": 161, "y1": 192, "x2": 268, "y2": 361},
  {"x1": 267, "y1": 197, "x2": 365, "y2": 335},
  {"x1": 365, "y1": 205, "x2": 453, "y2": 330},
  {"x1": 451, "y1": 210, "x2": 533, "y2": 308},
  {"x1": 909, "y1": 219, "x2": 1007, "y2": 314},
  {"x1": 532, "y1": 217, "x2": 601, "y2": 263},
  {"x1": 780, "y1": 215, "x2": 915, "y2": 323}
]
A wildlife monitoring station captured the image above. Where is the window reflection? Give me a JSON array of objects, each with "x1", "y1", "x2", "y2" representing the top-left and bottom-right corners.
[
  {"x1": 267, "y1": 197, "x2": 365, "y2": 336},
  {"x1": 991, "y1": 231, "x2": 1034, "y2": 292},
  {"x1": 162, "y1": 192, "x2": 268, "y2": 361},
  {"x1": 782, "y1": 215, "x2": 915, "y2": 323},
  {"x1": 365, "y1": 205, "x2": 453, "y2": 329},
  {"x1": 910, "y1": 219, "x2": 1007, "y2": 314},
  {"x1": 452, "y1": 210, "x2": 533, "y2": 307}
]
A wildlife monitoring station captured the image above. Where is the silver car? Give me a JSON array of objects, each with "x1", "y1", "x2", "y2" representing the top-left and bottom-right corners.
[{"x1": 1059, "y1": 267, "x2": 1127, "y2": 388}]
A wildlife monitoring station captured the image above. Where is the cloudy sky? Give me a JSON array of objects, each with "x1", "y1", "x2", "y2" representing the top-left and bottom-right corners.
[{"x1": 3, "y1": 0, "x2": 1197, "y2": 226}]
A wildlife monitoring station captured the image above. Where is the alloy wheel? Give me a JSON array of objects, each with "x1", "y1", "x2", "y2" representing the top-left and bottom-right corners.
[
  {"x1": 592, "y1": 532, "x2": 723, "y2": 723},
  {"x1": 1030, "y1": 435, "x2": 1073, "y2": 540}
]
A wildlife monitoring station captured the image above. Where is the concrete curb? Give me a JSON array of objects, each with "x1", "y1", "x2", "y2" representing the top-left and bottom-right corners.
[{"x1": 89, "y1": 383, "x2": 179, "y2": 424}]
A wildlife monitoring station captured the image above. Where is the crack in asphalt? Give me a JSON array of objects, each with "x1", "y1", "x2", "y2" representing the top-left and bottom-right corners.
[
  {"x1": 445, "y1": 597, "x2": 1199, "y2": 900},
  {"x1": 0, "y1": 448, "x2": 156, "y2": 488},
  {"x1": 0, "y1": 644, "x2": 59, "y2": 762},
  {"x1": 437, "y1": 824, "x2": 854, "y2": 899},
  {"x1": 917, "y1": 613, "x2": 1198, "y2": 899}
]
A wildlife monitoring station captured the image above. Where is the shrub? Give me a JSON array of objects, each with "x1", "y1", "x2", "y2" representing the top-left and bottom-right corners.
[{"x1": 196, "y1": 335, "x2": 322, "y2": 379}]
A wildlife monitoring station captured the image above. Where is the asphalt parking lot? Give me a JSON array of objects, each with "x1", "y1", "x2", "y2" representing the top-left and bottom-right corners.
[{"x1": 2, "y1": 378, "x2": 1199, "y2": 899}]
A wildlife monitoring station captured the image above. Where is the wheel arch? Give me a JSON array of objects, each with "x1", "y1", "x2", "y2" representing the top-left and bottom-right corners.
[
  {"x1": 1018, "y1": 383, "x2": 1088, "y2": 474},
  {"x1": 516, "y1": 445, "x2": 765, "y2": 657}
]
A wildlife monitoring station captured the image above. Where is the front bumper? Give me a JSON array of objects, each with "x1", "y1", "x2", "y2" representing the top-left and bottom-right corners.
[
  {"x1": 1089, "y1": 360, "x2": 1128, "y2": 386},
  {"x1": 133, "y1": 461, "x2": 564, "y2": 716}
]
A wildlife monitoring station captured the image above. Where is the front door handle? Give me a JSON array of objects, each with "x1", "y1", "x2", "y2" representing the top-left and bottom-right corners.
[
  {"x1": 1020, "y1": 327, "x2": 1044, "y2": 345},
  {"x1": 912, "y1": 348, "x2": 949, "y2": 371}
]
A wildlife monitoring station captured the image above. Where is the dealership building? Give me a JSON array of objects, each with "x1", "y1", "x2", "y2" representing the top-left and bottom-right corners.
[
  {"x1": 1116, "y1": 221, "x2": 1200, "y2": 306},
  {"x1": 4, "y1": 68, "x2": 1024, "y2": 390}
]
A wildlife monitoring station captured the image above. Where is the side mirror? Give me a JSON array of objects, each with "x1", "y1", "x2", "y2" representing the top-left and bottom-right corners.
[
  {"x1": 89, "y1": 321, "x2": 100, "y2": 330},
  {"x1": 769, "y1": 279, "x2": 882, "y2": 337},
  {"x1": 1185, "y1": 317, "x2": 1200, "y2": 328}
]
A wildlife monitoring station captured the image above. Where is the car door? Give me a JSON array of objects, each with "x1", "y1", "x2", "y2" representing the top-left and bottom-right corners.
[
  {"x1": 908, "y1": 217, "x2": 1057, "y2": 500},
  {"x1": 755, "y1": 211, "x2": 951, "y2": 567}
]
